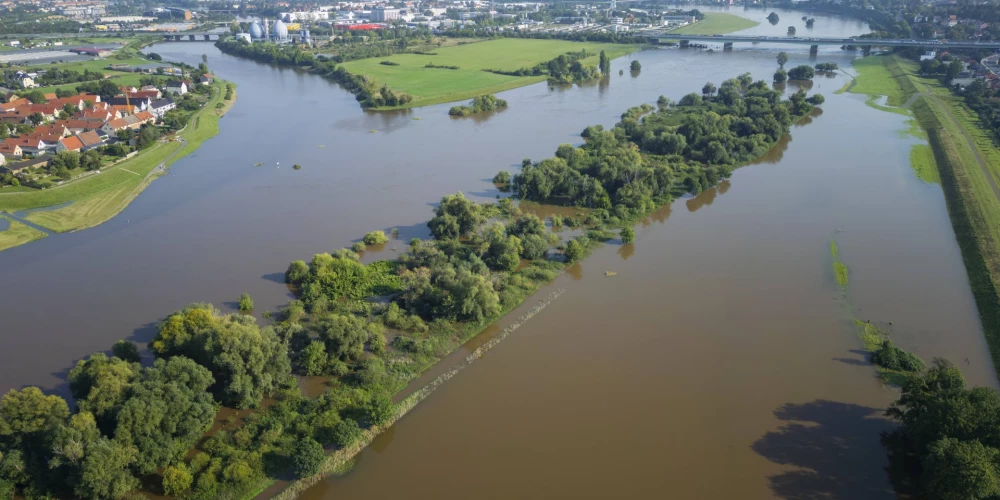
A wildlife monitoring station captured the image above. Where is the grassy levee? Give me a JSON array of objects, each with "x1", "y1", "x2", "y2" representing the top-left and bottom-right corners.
[
  {"x1": 340, "y1": 39, "x2": 636, "y2": 109},
  {"x1": 0, "y1": 215, "x2": 46, "y2": 251},
  {"x1": 0, "y1": 80, "x2": 230, "y2": 236},
  {"x1": 668, "y1": 12, "x2": 760, "y2": 35},
  {"x1": 913, "y1": 94, "x2": 1000, "y2": 374}
]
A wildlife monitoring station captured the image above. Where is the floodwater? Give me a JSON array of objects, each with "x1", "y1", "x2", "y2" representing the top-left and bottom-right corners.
[{"x1": 0, "y1": 5, "x2": 993, "y2": 499}]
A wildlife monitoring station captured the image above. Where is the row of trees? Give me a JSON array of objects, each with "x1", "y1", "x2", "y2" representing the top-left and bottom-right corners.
[
  {"x1": 215, "y1": 39, "x2": 413, "y2": 108},
  {"x1": 483, "y1": 50, "x2": 601, "y2": 84}
]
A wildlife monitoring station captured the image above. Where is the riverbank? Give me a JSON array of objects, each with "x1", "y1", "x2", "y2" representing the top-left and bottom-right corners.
[
  {"x1": 0, "y1": 79, "x2": 233, "y2": 240},
  {"x1": 847, "y1": 54, "x2": 1000, "y2": 379}
]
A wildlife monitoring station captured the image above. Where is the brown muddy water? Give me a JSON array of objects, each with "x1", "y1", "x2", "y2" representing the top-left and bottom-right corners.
[{"x1": 0, "y1": 5, "x2": 993, "y2": 500}]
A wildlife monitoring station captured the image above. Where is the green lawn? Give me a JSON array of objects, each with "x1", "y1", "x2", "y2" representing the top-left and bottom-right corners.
[
  {"x1": 0, "y1": 80, "x2": 229, "y2": 236},
  {"x1": 340, "y1": 39, "x2": 636, "y2": 109},
  {"x1": 669, "y1": 12, "x2": 759, "y2": 35},
  {"x1": 0, "y1": 215, "x2": 47, "y2": 251},
  {"x1": 847, "y1": 56, "x2": 919, "y2": 106}
]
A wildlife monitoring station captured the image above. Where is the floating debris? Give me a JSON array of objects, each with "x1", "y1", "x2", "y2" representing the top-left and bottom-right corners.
[
  {"x1": 317, "y1": 144, "x2": 326, "y2": 148},
  {"x1": 293, "y1": 164, "x2": 302, "y2": 170},
  {"x1": 412, "y1": 117, "x2": 422, "y2": 120},
  {"x1": 253, "y1": 162, "x2": 263, "y2": 166},
  {"x1": 605, "y1": 271, "x2": 618, "y2": 277},
  {"x1": 369, "y1": 129, "x2": 377, "y2": 133}
]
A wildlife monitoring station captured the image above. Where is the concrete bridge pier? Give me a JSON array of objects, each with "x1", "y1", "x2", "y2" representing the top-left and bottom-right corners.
[
  {"x1": 680, "y1": 40, "x2": 689, "y2": 48},
  {"x1": 723, "y1": 42, "x2": 733, "y2": 51},
  {"x1": 863, "y1": 45, "x2": 872, "y2": 55},
  {"x1": 809, "y1": 44, "x2": 818, "y2": 54}
]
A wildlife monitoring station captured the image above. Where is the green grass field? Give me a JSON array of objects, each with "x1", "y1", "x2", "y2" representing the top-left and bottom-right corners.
[
  {"x1": 669, "y1": 12, "x2": 759, "y2": 35},
  {"x1": 0, "y1": 80, "x2": 228, "y2": 237},
  {"x1": 340, "y1": 39, "x2": 636, "y2": 109},
  {"x1": 910, "y1": 144, "x2": 941, "y2": 184},
  {"x1": 0, "y1": 215, "x2": 47, "y2": 251},
  {"x1": 848, "y1": 56, "x2": 919, "y2": 106}
]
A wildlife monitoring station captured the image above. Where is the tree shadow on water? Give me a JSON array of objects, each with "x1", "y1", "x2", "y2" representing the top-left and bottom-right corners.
[{"x1": 751, "y1": 400, "x2": 896, "y2": 500}]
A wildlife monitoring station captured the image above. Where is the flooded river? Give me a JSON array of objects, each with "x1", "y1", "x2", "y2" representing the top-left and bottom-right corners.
[{"x1": 0, "y1": 5, "x2": 995, "y2": 499}]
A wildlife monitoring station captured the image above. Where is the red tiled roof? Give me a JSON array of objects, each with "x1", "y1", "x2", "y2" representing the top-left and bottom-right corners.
[
  {"x1": 105, "y1": 118, "x2": 129, "y2": 130},
  {"x1": 61, "y1": 118, "x2": 104, "y2": 130},
  {"x1": 128, "y1": 90, "x2": 160, "y2": 100},
  {"x1": 77, "y1": 130, "x2": 102, "y2": 147},
  {"x1": 135, "y1": 111, "x2": 154, "y2": 122},
  {"x1": 27, "y1": 103, "x2": 60, "y2": 115},
  {"x1": 59, "y1": 135, "x2": 84, "y2": 151},
  {"x1": 110, "y1": 104, "x2": 135, "y2": 115},
  {"x1": 32, "y1": 123, "x2": 67, "y2": 137}
]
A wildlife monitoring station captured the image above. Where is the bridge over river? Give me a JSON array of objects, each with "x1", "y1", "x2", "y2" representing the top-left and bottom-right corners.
[{"x1": 648, "y1": 33, "x2": 1000, "y2": 52}]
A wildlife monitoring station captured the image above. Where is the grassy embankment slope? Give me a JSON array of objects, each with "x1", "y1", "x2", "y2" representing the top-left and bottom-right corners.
[
  {"x1": 0, "y1": 80, "x2": 230, "y2": 235},
  {"x1": 0, "y1": 215, "x2": 46, "y2": 251},
  {"x1": 669, "y1": 12, "x2": 760, "y2": 35},
  {"x1": 849, "y1": 55, "x2": 1000, "y2": 376},
  {"x1": 340, "y1": 38, "x2": 635, "y2": 109}
]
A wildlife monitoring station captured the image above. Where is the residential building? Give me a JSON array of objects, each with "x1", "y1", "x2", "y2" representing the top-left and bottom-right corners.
[
  {"x1": 0, "y1": 143, "x2": 21, "y2": 159},
  {"x1": 149, "y1": 98, "x2": 175, "y2": 118},
  {"x1": 110, "y1": 104, "x2": 138, "y2": 116},
  {"x1": 134, "y1": 111, "x2": 155, "y2": 125},
  {"x1": 77, "y1": 131, "x2": 103, "y2": 150},
  {"x1": 20, "y1": 77, "x2": 35, "y2": 89},
  {"x1": 166, "y1": 81, "x2": 188, "y2": 95},
  {"x1": 57, "y1": 135, "x2": 84, "y2": 153},
  {"x1": 199, "y1": 74, "x2": 214, "y2": 85},
  {"x1": 62, "y1": 118, "x2": 106, "y2": 133},
  {"x1": 107, "y1": 96, "x2": 150, "y2": 111},
  {"x1": 5, "y1": 137, "x2": 48, "y2": 155}
]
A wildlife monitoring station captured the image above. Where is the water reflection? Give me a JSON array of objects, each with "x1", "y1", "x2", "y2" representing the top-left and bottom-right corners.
[
  {"x1": 752, "y1": 134, "x2": 792, "y2": 164},
  {"x1": 371, "y1": 424, "x2": 396, "y2": 453},
  {"x1": 565, "y1": 262, "x2": 583, "y2": 280},
  {"x1": 752, "y1": 400, "x2": 896, "y2": 500},
  {"x1": 787, "y1": 79, "x2": 815, "y2": 91},
  {"x1": 686, "y1": 188, "x2": 715, "y2": 212},
  {"x1": 618, "y1": 243, "x2": 635, "y2": 260}
]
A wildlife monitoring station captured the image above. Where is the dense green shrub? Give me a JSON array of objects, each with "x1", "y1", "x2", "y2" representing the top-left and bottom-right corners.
[
  {"x1": 871, "y1": 340, "x2": 925, "y2": 372},
  {"x1": 363, "y1": 231, "x2": 390, "y2": 246},
  {"x1": 292, "y1": 438, "x2": 325, "y2": 478}
]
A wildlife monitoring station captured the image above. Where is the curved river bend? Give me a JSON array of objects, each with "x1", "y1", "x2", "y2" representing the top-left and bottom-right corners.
[{"x1": 0, "y1": 6, "x2": 994, "y2": 499}]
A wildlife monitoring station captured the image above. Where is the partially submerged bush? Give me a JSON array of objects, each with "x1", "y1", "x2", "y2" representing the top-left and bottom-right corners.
[{"x1": 871, "y1": 340, "x2": 925, "y2": 372}]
